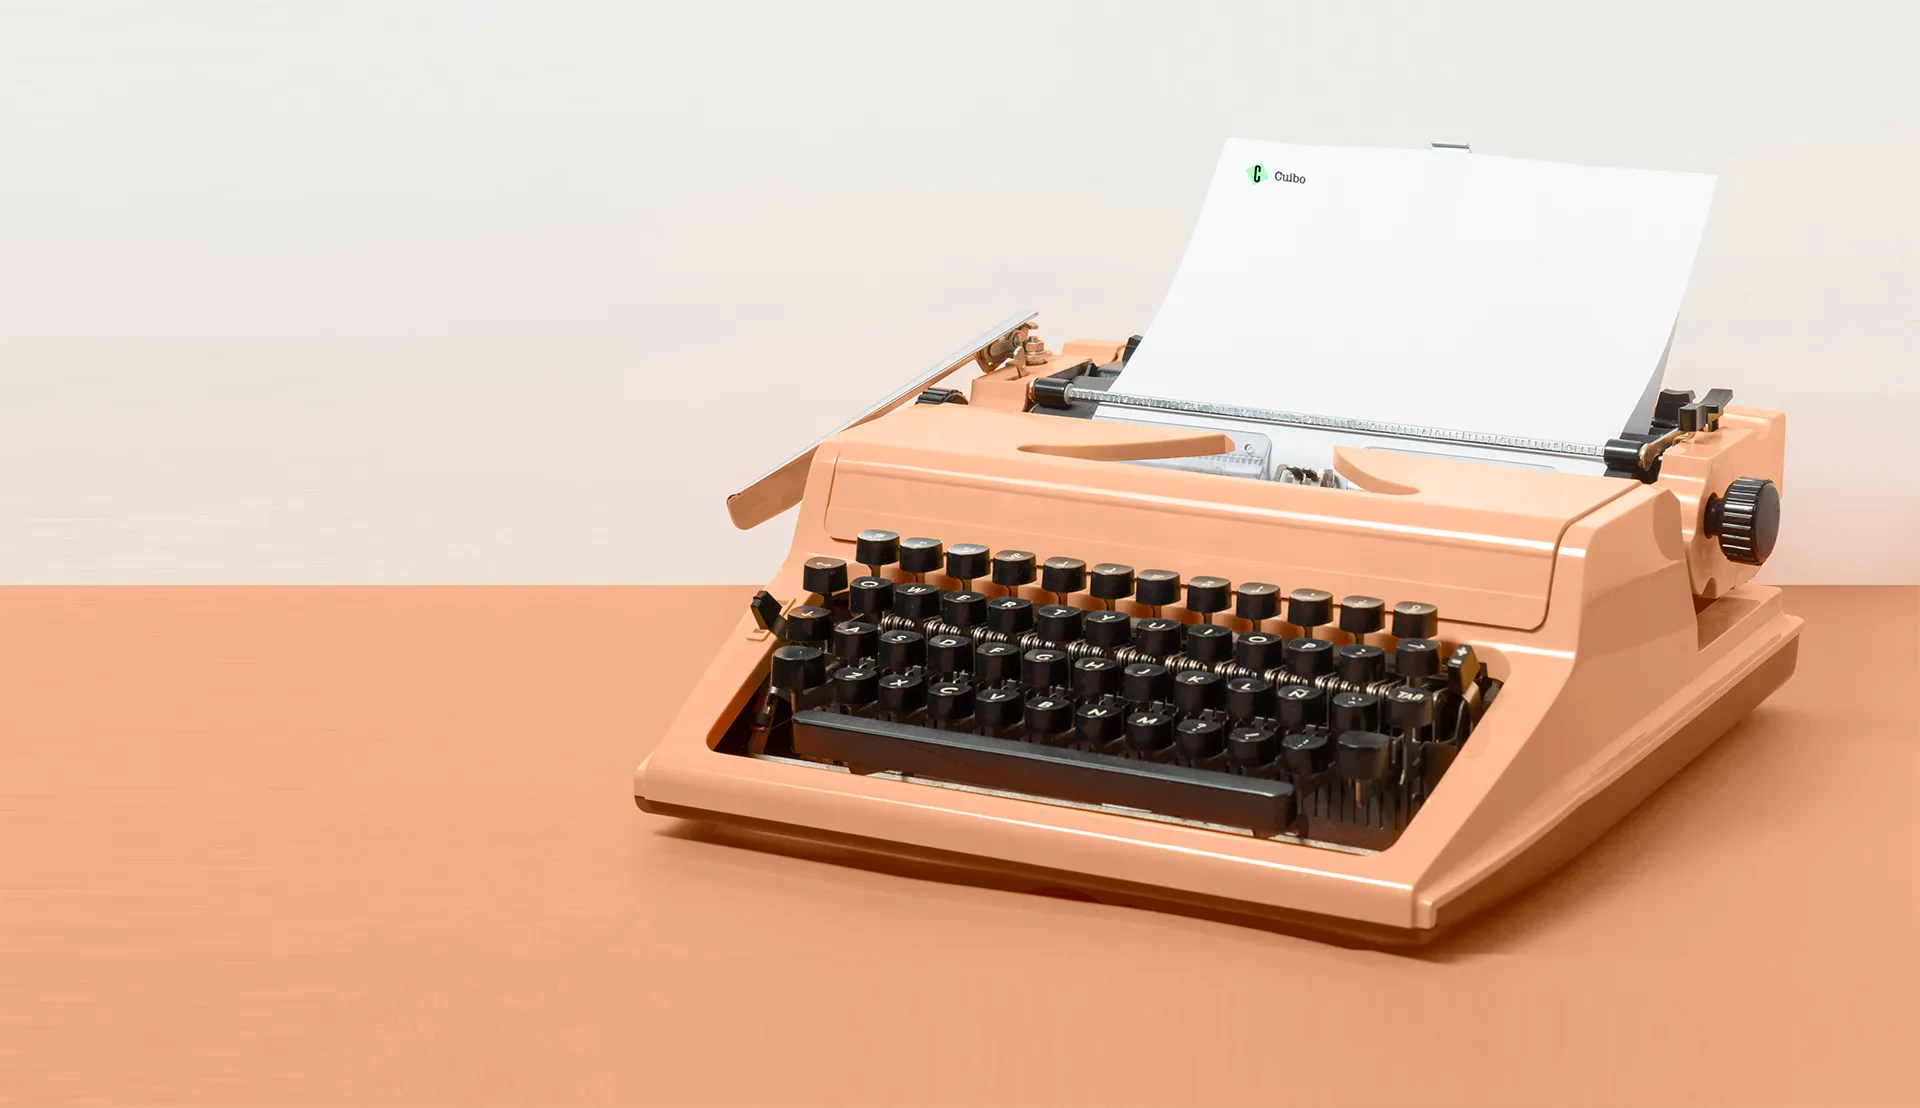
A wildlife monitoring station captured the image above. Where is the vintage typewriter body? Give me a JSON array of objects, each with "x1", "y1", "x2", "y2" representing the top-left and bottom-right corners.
[{"x1": 635, "y1": 314, "x2": 1798, "y2": 942}]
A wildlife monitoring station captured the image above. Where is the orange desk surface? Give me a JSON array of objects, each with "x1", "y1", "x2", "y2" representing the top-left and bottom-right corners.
[{"x1": 2, "y1": 586, "x2": 1915, "y2": 1107}]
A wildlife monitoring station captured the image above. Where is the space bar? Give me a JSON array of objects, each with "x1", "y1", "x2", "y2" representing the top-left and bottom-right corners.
[{"x1": 789, "y1": 709, "x2": 1294, "y2": 835}]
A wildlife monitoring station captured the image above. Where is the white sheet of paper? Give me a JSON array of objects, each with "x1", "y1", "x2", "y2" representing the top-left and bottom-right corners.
[{"x1": 1102, "y1": 139, "x2": 1715, "y2": 476}]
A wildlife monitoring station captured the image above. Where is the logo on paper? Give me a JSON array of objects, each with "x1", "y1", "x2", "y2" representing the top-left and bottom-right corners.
[{"x1": 1246, "y1": 163, "x2": 1304, "y2": 184}]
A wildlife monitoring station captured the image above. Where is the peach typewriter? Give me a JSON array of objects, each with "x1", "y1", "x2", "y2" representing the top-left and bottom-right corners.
[{"x1": 634, "y1": 310, "x2": 1798, "y2": 943}]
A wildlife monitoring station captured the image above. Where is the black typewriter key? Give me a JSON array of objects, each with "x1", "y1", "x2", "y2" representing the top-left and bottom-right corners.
[
  {"x1": 1284, "y1": 636, "x2": 1334, "y2": 679},
  {"x1": 802, "y1": 556, "x2": 849, "y2": 598},
  {"x1": 1236, "y1": 582, "x2": 1280, "y2": 627},
  {"x1": 1395, "y1": 637, "x2": 1443, "y2": 680},
  {"x1": 1071, "y1": 656, "x2": 1122, "y2": 700},
  {"x1": 974, "y1": 685, "x2": 1024, "y2": 731},
  {"x1": 1186, "y1": 576, "x2": 1232, "y2": 621},
  {"x1": 1331, "y1": 690, "x2": 1380, "y2": 735},
  {"x1": 1287, "y1": 588, "x2": 1333, "y2": 636},
  {"x1": 1083, "y1": 608, "x2": 1133, "y2": 650},
  {"x1": 855, "y1": 530, "x2": 901, "y2": 574},
  {"x1": 770, "y1": 644, "x2": 828, "y2": 693},
  {"x1": 926, "y1": 678, "x2": 975, "y2": 726},
  {"x1": 1173, "y1": 669, "x2": 1224, "y2": 714},
  {"x1": 1041, "y1": 556, "x2": 1087, "y2": 600},
  {"x1": 783, "y1": 605, "x2": 834, "y2": 644},
  {"x1": 878, "y1": 628, "x2": 926, "y2": 670},
  {"x1": 1124, "y1": 710, "x2": 1176, "y2": 758},
  {"x1": 1336, "y1": 730, "x2": 1393, "y2": 780},
  {"x1": 1121, "y1": 662, "x2": 1173, "y2": 705},
  {"x1": 927, "y1": 632, "x2": 974, "y2": 676},
  {"x1": 1235, "y1": 631, "x2": 1285, "y2": 673},
  {"x1": 1282, "y1": 731, "x2": 1331, "y2": 775},
  {"x1": 973, "y1": 640, "x2": 1021, "y2": 685},
  {"x1": 1035, "y1": 603, "x2": 1084, "y2": 645},
  {"x1": 992, "y1": 549, "x2": 1038, "y2": 593},
  {"x1": 1134, "y1": 617, "x2": 1186, "y2": 659},
  {"x1": 830, "y1": 665, "x2": 879, "y2": 709},
  {"x1": 893, "y1": 581, "x2": 940, "y2": 621},
  {"x1": 945, "y1": 543, "x2": 990, "y2": 588},
  {"x1": 1335, "y1": 643, "x2": 1386, "y2": 686},
  {"x1": 1275, "y1": 684, "x2": 1327, "y2": 731},
  {"x1": 1227, "y1": 726, "x2": 1279, "y2": 773},
  {"x1": 1184, "y1": 622, "x2": 1233, "y2": 664},
  {"x1": 878, "y1": 672, "x2": 926, "y2": 717},
  {"x1": 899, "y1": 537, "x2": 944, "y2": 579},
  {"x1": 985, "y1": 595, "x2": 1035, "y2": 637},
  {"x1": 1021, "y1": 647, "x2": 1071, "y2": 691},
  {"x1": 1089, "y1": 563, "x2": 1136, "y2": 608},
  {"x1": 1391, "y1": 600, "x2": 1440, "y2": 640},
  {"x1": 1073, "y1": 700, "x2": 1124, "y2": 750},
  {"x1": 1136, "y1": 568, "x2": 1182, "y2": 611},
  {"x1": 849, "y1": 575, "x2": 894, "y2": 619},
  {"x1": 1386, "y1": 686, "x2": 1435, "y2": 735},
  {"x1": 1224, "y1": 676, "x2": 1276, "y2": 722},
  {"x1": 939, "y1": 589, "x2": 987, "y2": 630},
  {"x1": 1024, "y1": 693, "x2": 1074, "y2": 744},
  {"x1": 1444, "y1": 643, "x2": 1483, "y2": 697},
  {"x1": 832, "y1": 619, "x2": 879, "y2": 664},
  {"x1": 1174, "y1": 717, "x2": 1226, "y2": 763},
  {"x1": 1340, "y1": 595, "x2": 1385, "y2": 642}
]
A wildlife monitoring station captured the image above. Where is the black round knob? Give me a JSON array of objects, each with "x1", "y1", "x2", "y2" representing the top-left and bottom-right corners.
[
  {"x1": 849, "y1": 576, "x2": 894, "y2": 619},
  {"x1": 975, "y1": 685, "x2": 1024, "y2": 729},
  {"x1": 878, "y1": 628, "x2": 926, "y2": 670},
  {"x1": 878, "y1": 671, "x2": 926, "y2": 716},
  {"x1": 1089, "y1": 563, "x2": 1136, "y2": 603},
  {"x1": 1335, "y1": 643, "x2": 1386, "y2": 686},
  {"x1": 784, "y1": 605, "x2": 834, "y2": 644},
  {"x1": 985, "y1": 596, "x2": 1034, "y2": 636},
  {"x1": 926, "y1": 632, "x2": 973, "y2": 676},
  {"x1": 803, "y1": 557, "x2": 849, "y2": 597},
  {"x1": 1174, "y1": 717, "x2": 1226, "y2": 763},
  {"x1": 1235, "y1": 631, "x2": 1286, "y2": 672},
  {"x1": 1173, "y1": 669, "x2": 1223, "y2": 714},
  {"x1": 893, "y1": 582, "x2": 940, "y2": 621},
  {"x1": 1288, "y1": 588, "x2": 1333, "y2": 631},
  {"x1": 992, "y1": 550, "x2": 1038, "y2": 589},
  {"x1": 1275, "y1": 684, "x2": 1327, "y2": 731},
  {"x1": 926, "y1": 678, "x2": 975, "y2": 725},
  {"x1": 973, "y1": 641, "x2": 1020, "y2": 685},
  {"x1": 1391, "y1": 601, "x2": 1440, "y2": 640},
  {"x1": 1024, "y1": 693, "x2": 1074, "y2": 743},
  {"x1": 1186, "y1": 576, "x2": 1232, "y2": 617},
  {"x1": 1021, "y1": 647, "x2": 1071, "y2": 691},
  {"x1": 1284, "y1": 636, "x2": 1334, "y2": 680},
  {"x1": 1071, "y1": 656, "x2": 1122, "y2": 700},
  {"x1": 940, "y1": 590, "x2": 987, "y2": 629},
  {"x1": 1224, "y1": 676, "x2": 1276, "y2": 722},
  {"x1": 855, "y1": 529, "x2": 900, "y2": 570},
  {"x1": 1125, "y1": 710, "x2": 1176, "y2": 756},
  {"x1": 1184, "y1": 622, "x2": 1234, "y2": 664},
  {"x1": 1136, "y1": 569, "x2": 1183, "y2": 608},
  {"x1": 945, "y1": 543, "x2": 990, "y2": 584},
  {"x1": 1331, "y1": 690, "x2": 1380, "y2": 734},
  {"x1": 771, "y1": 644, "x2": 827, "y2": 692},
  {"x1": 1041, "y1": 556, "x2": 1087, "y2": 596},
  {"x1": 1336, "y1": 730, "x2": 1393, "y2": 780},
  {"x1": 1227, "y1": 727, "x2": 1279, "y2": 772},
  {"x1": 1704, "y1": 476, "x2": 1780, "y2": 566},
  {"x1": 1074, "y1": 700, "x2": 1124, "y2": 748},
  {"x1": 1386, "y1": 686, "x2": 1435, "y2": 733},
  {"x1": 1339, "y1": 595, "x2": 1385, "y2": 639},
  {"x1": 1035, "y1": 604, "x2": 1084, "y2": 645},
  {"x1": 899, "y1": 537, "x2": 945, "y2": 576},
  {"x1": 1282, "y1": 730, "x2": 1332, "y2": 774},
  {"x1": 832, "y1": 620, "x2": 879, "y2": 664},
  {"x1": 1236, "y1": 582, "x2": 1280, "y2": 623},
  {"x1": 1083, "y1": 609, "x2": 1133, "y2": 650},
  {"x1": 831, "y1": 665, "x2": 879, "y2": 708},
  {"x1": 1122, "y1": 662, "x2": 1173, "y2": 704},
  {"x1": 1134, "y1": 617, "x2": 1186, "y2": 659},
  {"x1": 1395, "y1": 637, "x2": 1443, "y2": 680}
]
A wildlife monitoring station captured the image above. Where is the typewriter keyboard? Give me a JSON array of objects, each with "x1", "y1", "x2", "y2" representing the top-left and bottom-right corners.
[{"x1": 728, "y1": 531, "x2": 1503, "y2": 852}]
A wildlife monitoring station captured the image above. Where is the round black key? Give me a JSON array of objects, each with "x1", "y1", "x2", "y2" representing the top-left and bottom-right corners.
[
  {"x1": 1340, "y1": 595, "x2": 1385, "y2": 639},
  {"x1": 848, "y1": 575, "x2": 894, "y2": 619},
  {"x1": 1225, "y1": 676, "x2": 1276, "y2": 721},
  {"x1": 1387, "y1": 685, "x2": 1435, "y2": 733},
  {"x1": 1227, "y1": 726, "x2": 1279, "y2": 772},
  {"x1": 1089, "y1": 563, "x2": 1136, "y2": 603},
  {"x1": 926, "y1": 678, "x2": 975, "y2": 725},
  {"x1": 973, "y1": 641, "x2": 1021, "y2": 685},
  {"x1": 1136, "y1": 568, "x2": 1182, "y2": 608},
  {"x1": 1235, "y1": 631, "x2": 1285, "y2": 672},
  {"x1": 1282, "y1": 730, "x2": 1332, "y2": 774},
  {"x1": 945, "y1": 543, "x2": 990, "y2": 584},
  {"x1": 1134, "y1": 617, "x2": 1186, "y2": 659},
  {"x1": 1336, "y1": 730, "x2": 1393, "y2": 780},
  {"x1": 1024, "y1": 693, "x2": 1074, "y2": 743},
  {"x1": 878, "y1": 628, "x2": 926, "y2": 670},
  {"x1": 1041, "y1": 557, "x2": 1087, "y2": 596},
  {"x1": 1331, "y1": 690, "x2": 1380, "y2": 734},
  {"x1": 802, "y1": 556, "x2": 849, "y2": 597},
  {"x1": 1083, "y1": 608, "x2": 1132, "y2": 650},
  {"x1": 1125, "y1": 710, "x2": 1176, "y2": 756},
  {"x1": 878, "y1": 671, "x2": 926, "y2": 716},
  {"x1": 784, "y1": 605, "x2": 834, "y2": 644},
  {"x1": 1021, "y1": 647, "x2": 1070, "y2": 691},
  {"x1": 1275, "y1": 684, "x2": 1327, "y2": 730},
  {"x1": 1395, "y1": 637, "x2": 1443, "y2": 680},
  {"x1": 893, "y1": 582, "x2": 940, "y2": 621},
  {"x1": 1071, "y1": 656, "x2": 1122, "y2": 700},
  {"x1": 1288, "y1": 588, "x2": 1333, "y2": 631},
  {"x1": 831, "y1": 665, "x2": 879, "y2": 708},
  {"x1": 992, "y1": 550, "x2": 1038, "y2": 589},
  {"x1": 975, "y1": 685, "x2": 1024, "y2": 729},
  {"x1": 1183, "y1": 622, "x2": 1233, "y2": 664},
  {"x1": 1074, "y1": 700, "x2": 1124, "y2": 747},
  {"x1": 832, "y1": 620, "x2": 879, "y2": 664},
  {"x1": 985, "y1": 596, "x2": 1034, "y2": 636},
  {"x1": 1236, "y1": 582, "x2": 1280, "y2": 623},
  {"x1": 939, "y1": 590, "x2": 987, "y2": 629},
  {"x1": 1392, "y1": 600, "x2": 1440, "y2": 640},
  {"x1": 770, "y1": 644, "x2": 827, "y2": 691},
  {"x1": 855, "y1": 529, "x2": 900, "y2": 570},
  {"x1": 1173, "y1": 669, "x2": 1223, "y2": 714},
  {"x1": 1175, "y1": 717, "x2": 1226, "y2": 762},
  {"x1": 1035, "y1": 604, "x2": 1084, "y2": 645},
  {"x1": 1121, "y1": 662, "x2": 1172, "y2": 704},
  {"x1": 1186, "y1": 576, "x2": 1232, "y2": 617},
  {"x1": 927, "y1": 633, "x2": 973, "y2": 675},
  {"x1": 1335, "y1": 643, "x2": 1386, "y2": 686},
  {"x1": 899, "y1": 537, "x2": 944, "y2": 576},
  {"x1": 1284, "y1": 636, "x2": 1334, "y2": 679}
]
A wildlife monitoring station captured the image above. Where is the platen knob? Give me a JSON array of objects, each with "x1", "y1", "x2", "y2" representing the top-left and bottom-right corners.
[{"x1": 1704, "y1": 476, "x2": 1780, "y2": 566}]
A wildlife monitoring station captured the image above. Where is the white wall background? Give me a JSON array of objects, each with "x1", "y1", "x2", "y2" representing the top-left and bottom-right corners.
[{"x1": 2, "y1": 0, "x2": 1915, "y2": 584}]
